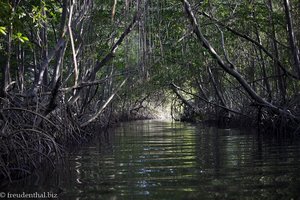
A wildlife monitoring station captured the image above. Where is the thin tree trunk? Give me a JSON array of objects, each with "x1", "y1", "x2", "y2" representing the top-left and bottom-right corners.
[
  {"x1": 112, "y1": 0, "x2": 117, "y2": 21},
  {"x1": 284, "y1": 0, "x2": 300, "y2": 77},
  {"x1": 52, "y1": 0, "x2": 68, "y2": 88},
  {"x1": 41, "y1": 3, "x2": 49, "y2": 88},
  {"x1": 33, "y1": 38, "x2": 65, "y2": 93},
  {"x1": 1, "y1": 8, "x2": 13, "y2": 96},
  {"x1": 268, "y1": 0, "x2": 286, "y2": 102},
  {"x1": 17, "y1": 44, "x2": 24, "y2": 93},
  {"x1": 68, "y1": 0, "x2": 79, "y2": 87},
  {"x1": 207, "y1": 66, "x2": 226, "y2": 107},
  {"x1": 255, "y1": 30, "x2": 272, "y2": 100}
]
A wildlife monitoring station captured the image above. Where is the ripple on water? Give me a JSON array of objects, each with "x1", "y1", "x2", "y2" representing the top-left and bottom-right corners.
[{"x1": 4, "y1": 120, "x2": 300, "y2": 200}]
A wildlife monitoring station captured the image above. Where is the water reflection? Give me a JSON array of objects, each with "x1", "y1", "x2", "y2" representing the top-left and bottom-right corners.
[{"x1": 3, "y1": 120, "x2": 300, "y2": 199}]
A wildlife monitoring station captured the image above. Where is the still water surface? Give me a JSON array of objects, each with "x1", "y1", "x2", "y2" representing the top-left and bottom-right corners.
[{"x1": 5, "y1": 120, "x2": 300, "y2": 199}]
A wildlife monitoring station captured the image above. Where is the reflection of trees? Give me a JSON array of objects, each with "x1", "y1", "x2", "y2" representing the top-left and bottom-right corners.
[
  {"x1": 110, "y1": 120, "x2": 200, "y2": 198},
  {"x1": 195, "y1": 126, "x2": 300, "y2": 199},
  {"x1": 5, "y1": 121, "x2": 300, "y2": 199}
]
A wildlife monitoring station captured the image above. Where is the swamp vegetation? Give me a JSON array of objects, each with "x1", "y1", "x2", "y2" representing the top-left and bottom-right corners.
[{"x1": 1, "y1": 0, "x2": 300, "y2": 183}]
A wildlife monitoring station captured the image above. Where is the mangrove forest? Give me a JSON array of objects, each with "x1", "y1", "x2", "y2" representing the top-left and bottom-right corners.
[{"x1": 1, "y1": 0, "x2": 300, "y2": 199}]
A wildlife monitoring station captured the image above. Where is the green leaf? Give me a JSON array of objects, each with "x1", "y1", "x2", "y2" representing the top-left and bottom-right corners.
[
  {"x1": 22, "y1": 36, "x2": 29, "y2": 42},
  {"x1": 12, "y1": 32, "x2": 29, "y2": 43},
  {"x1": 0, "y1": 26, "x2": 6, "y2": 35}
]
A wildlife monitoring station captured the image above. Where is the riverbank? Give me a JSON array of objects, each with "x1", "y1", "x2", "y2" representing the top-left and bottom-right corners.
[
  {"x1": 179, "y1": 104, "x2": 300, "y2": 136},
  {"x1": 0, "y1": 103, "x2": 157, "y2": 183},
  {"x1": 0, "y1": 98, "x2": 297, "y2": 184}
]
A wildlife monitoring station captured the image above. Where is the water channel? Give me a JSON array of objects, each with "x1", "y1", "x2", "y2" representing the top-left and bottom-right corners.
[{"x1": 3, "y1": 120, "x2": 300, "y2": 199}]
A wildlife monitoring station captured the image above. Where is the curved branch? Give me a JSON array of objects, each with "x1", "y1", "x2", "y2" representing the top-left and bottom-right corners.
[
  {"x1": 182, "y1": 0, "x2": 298, "y2": 121},
  {"x1": 201, "y1": 11, "x2": 300, "y2": 80}
]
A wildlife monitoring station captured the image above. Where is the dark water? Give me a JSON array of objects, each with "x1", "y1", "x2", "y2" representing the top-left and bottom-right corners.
[{"x1": 3, "y1": 120, "x2": 300, "y2": 199}]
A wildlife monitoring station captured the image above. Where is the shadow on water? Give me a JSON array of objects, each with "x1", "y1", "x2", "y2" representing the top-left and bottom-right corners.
[{"x1": 2, "y1": 120, "x2": 300, "y2": 199}]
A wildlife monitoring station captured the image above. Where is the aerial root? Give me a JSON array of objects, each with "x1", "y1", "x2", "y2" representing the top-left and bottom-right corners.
[{"x1": 0, "y1": 102, "x2": 83, "y2": 182}]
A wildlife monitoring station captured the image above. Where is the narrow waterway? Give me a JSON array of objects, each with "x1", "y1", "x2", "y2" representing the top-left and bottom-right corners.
[{"x1": 4, "y1": 120, "x2": 300, "y2": 199}]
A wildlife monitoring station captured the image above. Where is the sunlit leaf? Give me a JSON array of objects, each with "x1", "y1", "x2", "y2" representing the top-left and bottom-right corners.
[
  {"x1": 22, "y1": 36, "x2": 29, "y2": 42},
  {"x1": 0, "y1": 26, "x2": 6, "y2": 35}
]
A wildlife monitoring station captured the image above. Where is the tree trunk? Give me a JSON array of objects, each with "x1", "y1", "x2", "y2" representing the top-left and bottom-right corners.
[
  {"x1": 255, "y1": 30, "x2": 272, "y2": 101},
  {"x1": 268, "y1": 0, "x2": 286, "y2": 102},
  {"x1": 51, "y1": 0, "x2": 68, "y2": 88},
  {"x1": 283, "y1": 0, "x2": 300, "y2": 77},
  {"x1": 1, "y1": 7, "x2": 13, "y2": 97},
  {"x1": 68, "y1": 0, "x2": 79, "y2": 87},
  {"x1": 41, "y1": 3, "x2": 49, "y2": 88},
  {"x1": 207, "y1": 66, "x2": 226, "y2": 107}
]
